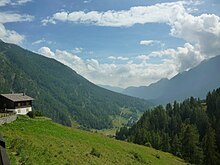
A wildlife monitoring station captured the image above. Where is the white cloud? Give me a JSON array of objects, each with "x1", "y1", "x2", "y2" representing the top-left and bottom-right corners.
[
  {"x1": 38, "y1": 47, "x2": 55, "y2": 58},
  {"x1": 72, "y1": 47, "x2": 83, "y2": 54},
  {"x1": 137, "y1": 42, "x2": 203, "y2": 72},
  {"x1": 42, "y1": 1, "x2": 188, "y2": 26},
  {"x1": 0, "y1": 23, "x2": 24, "y2": 44},
  {"x1": 83, "y1": 0, "x2": 91, "y2": 4},
  {"x1": 174, "y1": 43, "x2": 204, "y2": 72},
  {"x1": 0, "y1": 12, "x2": 33, "y2": 23},
  {"x1": 136, "y1": 55, "x2": 150, "y2": 62},
  {"x1": 42, "y1": 17, "x2": 56, "y2": 26},
  {"x1": 108, "y1": 56, "x2": 129, "y2": 61},
  {"x1": 169, "y1": 13, "x2": 220, "y2": 58},
  {"x1": 118, "y1": 56, "x2": 129, "y2": 61},
  {"x1": 148, "y1": 43, "x2": 204, "y2": 72},
  {"x1": 108, "y1": 56, "x2": 117, "y2": 60},
  {"x1": 39, "y1": 47, "x2": 87, "y2": 75},
  {"x1": 0, "y1": 0, "x2": 10, "y2": 6},
  {"x1": 0, "y1": 0, "x2": 32, "y2": 6},
  {"x1": 15, "y1": 0, "x2": 32, "y2": 5},
  {"x1": 38, "y1": 47, "x2": 178, "y2": 88},
  {"x1": 32, "y1": 38, "x2": 53, "y2": 45},
  {"x1": 140, "y1": 40, "x2": 160, "y2": 46},
  {"x1": 32, "y1": 39, "x2": 45, "y2": 45},
  {"x1": 0, "y1": 11, "x2": 33, "y2": 44},
  {"x1": 37, "y1": 44, "x2": 204, "y2": 87}
]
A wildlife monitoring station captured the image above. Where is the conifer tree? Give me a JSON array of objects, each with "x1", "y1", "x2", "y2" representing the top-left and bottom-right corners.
[
  {"x1": 171, "y1": 134, "x2": 181, "y2": 156},
  {"x1": 181, "y1": 125, "x2": 204, "y2": 164},
  {"x1": 203, "y1": 125, "x2": 218, "y2": 165}
]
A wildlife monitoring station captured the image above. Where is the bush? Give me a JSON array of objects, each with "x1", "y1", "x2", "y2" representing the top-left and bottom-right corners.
[
  {"x1": 27, "y1": 111, "x2": 42, "y2": 118},
  {"x1": 130, "y1": 151, "x2": 145, "y2": 163},
  {"x1": 90, "y1": 148, "x2": 101, "y2": 158},
  {"x1": 34, "y1": 111, "x2": 42, "y2": 116},
  {"x1": 155, "y1": 154, "x2": 160, "y2": 159},
  {"x1": 27, "y1": 111, "x2": 35, "y2": 118}
]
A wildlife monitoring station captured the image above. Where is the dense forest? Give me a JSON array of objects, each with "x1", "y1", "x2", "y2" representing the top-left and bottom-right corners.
[
  {"x1": 116, "y1": 88, "x2": 220, "y2": 164},
  {"x1": 0, "y1": 40, "x2": 152, "y2": 129}
]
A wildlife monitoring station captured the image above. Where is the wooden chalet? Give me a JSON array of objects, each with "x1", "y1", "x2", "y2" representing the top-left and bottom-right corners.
[{"x1": 0, "y1": 93, "x2": 33, "y2": 115}]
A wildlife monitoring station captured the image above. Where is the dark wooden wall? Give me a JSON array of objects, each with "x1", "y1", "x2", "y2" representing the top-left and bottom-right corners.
[{"x1": 0, "y1": 96, "x2": 14, "y2": 110}]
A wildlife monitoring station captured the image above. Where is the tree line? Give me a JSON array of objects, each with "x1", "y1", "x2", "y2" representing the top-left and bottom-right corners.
[{"x1": 116, "y1": 87, "x2": 220, "y2": 165}]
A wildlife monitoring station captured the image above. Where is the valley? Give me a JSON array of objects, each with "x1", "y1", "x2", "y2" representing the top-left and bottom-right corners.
[
  {"x1": 0, "y1": 0, "x2": 220, "y2": 164},
  {"x1": 0, "y1": 40, "x2": 152, "y2": 130}
]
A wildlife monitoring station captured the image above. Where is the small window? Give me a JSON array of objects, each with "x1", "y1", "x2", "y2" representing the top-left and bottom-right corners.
[
  {"x1": 18, "y1": 110, "x2": 21, "y2": 114},
  {"x1": 18, "y1": 103, "x2": 21, "y2": 107},
  {"x1": 26, "y1": 109, "x2": 29, "y2": 112}
]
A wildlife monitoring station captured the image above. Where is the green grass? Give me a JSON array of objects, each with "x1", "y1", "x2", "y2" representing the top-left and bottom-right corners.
[
  {"x1": 95, "y1": 108, "x2": 143, "y2": 136},
  {"x1": 0, "y1": 116, "x2": 186, "y2": 165}
]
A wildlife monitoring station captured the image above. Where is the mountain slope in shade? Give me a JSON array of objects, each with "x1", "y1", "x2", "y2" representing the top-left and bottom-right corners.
[
  {"x1": 123, "y1": 78, "x2": 169, "y2": 100},
  {"x1": 0, "y1": 40, "x2": 152, "y2": 129},
  {"x1": 123, "y1": 55, "x2": 220, "y2": 104},
  {"x1": 98, "y1": 84, "x2": 124, "y2": 93}
]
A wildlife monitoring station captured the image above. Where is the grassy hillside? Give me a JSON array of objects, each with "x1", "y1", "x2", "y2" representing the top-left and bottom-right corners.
[
  {"x1": 0, "y1": 116, "x2": 186, "y2": 165},
  {"x1": 0, "y1": 40, "x2": 152, "y2": 129}
]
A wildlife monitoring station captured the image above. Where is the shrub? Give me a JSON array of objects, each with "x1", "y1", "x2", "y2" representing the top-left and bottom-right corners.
[
  {"x1": 90, "y1": 148, "x2": 101, "y2": 158},
  {"x1": 27, "y1": 111, "x2": 35, "y2": 118},
  {"x1": 27, "y1": 111, "x2": 42, "y2": 118},
  {"x1": 155, "y1": 154, "x2": 160, "y2": 159},
  {"x1": 34, "y1": 111, "x2": 42, "y2": 116},
  {"x1": 130, "y1": 151, "x2": 145, "y2": 163}
]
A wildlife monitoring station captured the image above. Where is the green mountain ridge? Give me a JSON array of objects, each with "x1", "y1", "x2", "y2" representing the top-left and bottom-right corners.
[{"x1": 0, "y1": 40, "x2": 152, "y2": 129}]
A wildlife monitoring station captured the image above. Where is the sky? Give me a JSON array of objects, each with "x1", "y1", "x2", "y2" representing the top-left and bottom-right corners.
[{"x1": 0, "y1": 0, "x2": 220, "y2": 88}]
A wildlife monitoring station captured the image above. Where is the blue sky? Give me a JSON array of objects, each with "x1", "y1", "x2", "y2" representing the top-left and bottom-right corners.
[{"x1": 1, "y1": 0, "x2": 220, "y2": 88}]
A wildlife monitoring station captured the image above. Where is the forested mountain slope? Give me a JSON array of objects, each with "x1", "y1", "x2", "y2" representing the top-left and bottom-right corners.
[
  {"x1": 0, "y1": 40, "x2": 152, "y2": 129},
  {"x1": 117, "y1": 88, "x2": 220, "y2": 164}
]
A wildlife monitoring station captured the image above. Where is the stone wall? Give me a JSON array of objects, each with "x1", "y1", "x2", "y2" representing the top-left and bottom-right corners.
[{"x1": 0, "y1": 114, "x2": 17, "y2": 125}]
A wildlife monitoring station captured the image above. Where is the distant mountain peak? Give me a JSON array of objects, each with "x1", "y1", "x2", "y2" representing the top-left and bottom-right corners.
[{"x1": 123, "y1": 55, "x2": 220, "y2": 104}]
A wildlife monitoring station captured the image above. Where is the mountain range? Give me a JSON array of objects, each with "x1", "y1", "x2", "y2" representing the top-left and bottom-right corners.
[
  {"x1": 123, "y1": 55, "x2": 220, "y2": 104},
  {"x1": 0, "y1": 40, "x2": 152, "y2": 129}
]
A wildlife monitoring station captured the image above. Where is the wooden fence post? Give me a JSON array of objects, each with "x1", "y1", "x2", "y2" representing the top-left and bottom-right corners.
[{"x1": 0, "y1": 133, "x2": 10, "y2": 165}]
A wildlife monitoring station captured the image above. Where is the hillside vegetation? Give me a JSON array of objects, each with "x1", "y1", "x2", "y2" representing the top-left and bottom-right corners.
[
  {"x1": 117, "y1": 88, "x2": 220, "y2": 164},
  {"x1": 0, "y1": 116, "x2": 186, "y2": 165},
  {"x1": 0, "y1": 40, "x2": 152, "y2": 129}
]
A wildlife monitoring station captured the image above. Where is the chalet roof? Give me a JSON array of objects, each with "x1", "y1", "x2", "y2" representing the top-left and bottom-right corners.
[{"x1": 0, "y1": 93, "x2": 34, "y2": 102}]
